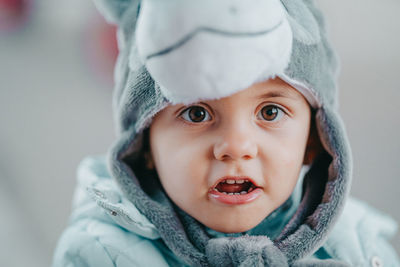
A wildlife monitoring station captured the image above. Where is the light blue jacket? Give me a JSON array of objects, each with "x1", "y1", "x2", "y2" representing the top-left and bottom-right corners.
[{"x1": 53, "y1": 156, "x2": 400, "y2": 267}]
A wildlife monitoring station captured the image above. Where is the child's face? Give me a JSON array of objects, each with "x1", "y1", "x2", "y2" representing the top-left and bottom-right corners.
[{"x1": 149, "y1": 78, "x2": 312, "y2": 233}]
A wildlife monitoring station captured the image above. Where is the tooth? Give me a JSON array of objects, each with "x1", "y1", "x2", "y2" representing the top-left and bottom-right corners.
[
  {"x1": 245, "y1": 179, "x2": 249, "y2": 182},
  {"x1": 240, "y1": 191, "x2": 247, "y2": 195},
  {"x1": 226, "y1": 179, "x2": 235, "y2": 184},
  {"x1": 213, "y1": 188, "x2": 218, "y2": 192},
  {"x1": 228, "y1": 193, "x2": 234, "y2": 195},
  {"x1": 236, "y1": 179, "x2": 244, "y2": 184},
  {"x1": 222, "y1": 192, "x2": 227, "y2": 195},
  {"x1": 234, "y1": 193, "x2": 240, "y2": 195}
]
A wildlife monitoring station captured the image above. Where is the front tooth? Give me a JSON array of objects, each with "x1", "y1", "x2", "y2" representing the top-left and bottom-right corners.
[
  {"x1": 234, "y1": 193, "x2": 240, "y2": 195},
  {"x1": 222, "y1": 192, "x2": 228, "y2": 195},
  {"x1": 228, "y1": 193, "x2": 234, "y2": 195},
  {"x1": 236, "y1": 179, "x2": 244, "y2": 184},
  {"x1": 240, "y1": 191, "x2": 247, "y2": 195},
  {"x1": 226, "y1": 179, "x2": 235, "y2": 184}
]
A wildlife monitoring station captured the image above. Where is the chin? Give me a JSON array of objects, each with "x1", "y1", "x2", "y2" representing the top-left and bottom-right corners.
[
  {"x1": 208, "y1": 221, "x2": 257, "y2": 233},
  {"x1": 202, "y1": 214, "x2": 267, "y2": 234}
]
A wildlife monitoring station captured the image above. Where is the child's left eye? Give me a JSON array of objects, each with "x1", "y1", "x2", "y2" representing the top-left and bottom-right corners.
[
  {"x1": 180, "y1": 106, "x2": 212, "y2": 123},
  {"x1": 257, "y1": 105, "x2": 285, "y2": 122}
]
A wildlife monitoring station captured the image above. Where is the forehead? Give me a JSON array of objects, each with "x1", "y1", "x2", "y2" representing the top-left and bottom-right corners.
[
  {"x1": 237, "y1": 78, "x2": 304, "y2": 100},
  {"x1": 158, "y1": 78, "x2": 309, "y2": 116},
  {"x1": 204, "y1": 78, "x2": 308, "y2": 107}
]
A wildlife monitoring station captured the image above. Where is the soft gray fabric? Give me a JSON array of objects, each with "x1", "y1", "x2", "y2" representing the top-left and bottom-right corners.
[
  {"x1": 292, "y1": 259, "x2": 349, "y2": 267},
  {"x1": 206, "y1": 236, "x2": 288, "y2": 267},
  {"x1": 282, "y1": 0, "x2": 339, "y2": 108},
  {"x1": 274, "y1": 107, "x2": 352, "y2": 262},
  {"x1": 92, "y1": 0, "x2": 353, "y2": 266}
]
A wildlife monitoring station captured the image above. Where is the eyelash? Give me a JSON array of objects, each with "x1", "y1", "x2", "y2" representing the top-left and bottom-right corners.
[
  {"x1": 178, "y1": 104, "x2": 287, "y2": 124},
  {"x1": 256, "y1": 104, "x2": 286, "y2": 122},
  {"x1": 179, "y1": 105, "x2": 212, "y2": 123}
]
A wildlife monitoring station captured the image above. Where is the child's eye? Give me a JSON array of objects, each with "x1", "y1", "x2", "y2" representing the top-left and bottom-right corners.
[
  {"x1": 257, "y1": 105, "x2": 284, "y2": 121},
  {"x1": 180, "y1": 106, "x2": 211, "y2": 123}
]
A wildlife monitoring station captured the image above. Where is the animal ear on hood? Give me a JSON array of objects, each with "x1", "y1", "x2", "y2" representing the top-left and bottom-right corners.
[
  {"x1": 93, "y1": 0, "x2": 138, "y2": 25},
  {"x1": 280, "y1": 0, "x2": 321, "y2": 45}
]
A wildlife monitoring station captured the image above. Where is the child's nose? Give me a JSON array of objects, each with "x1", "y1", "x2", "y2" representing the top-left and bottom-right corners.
[{"x1": 213, "y1": 125, "x2": 258, "y2": 161}]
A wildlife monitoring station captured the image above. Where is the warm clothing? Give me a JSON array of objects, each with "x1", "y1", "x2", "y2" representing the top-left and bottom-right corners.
[
  {"x1": 100, "y1": 0, "x2": 353, "y2": 264},
  {"x1": 101, "y1": 0, "x2": 353, "y2": 264},
  {"x1": 53, "y1": 156, "x2": 399, "y2": 267},
  {"x1": 53, "y1": 0, "x2": 400, "y2": 265}
]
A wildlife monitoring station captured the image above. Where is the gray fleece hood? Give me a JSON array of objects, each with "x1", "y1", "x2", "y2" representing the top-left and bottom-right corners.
[{"x1": 94, "y1": 0, "x2": 352, "y2": 266}]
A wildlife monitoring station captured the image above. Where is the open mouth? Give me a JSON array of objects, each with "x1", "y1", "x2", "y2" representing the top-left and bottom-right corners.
[
  {"x1": 213, "y1": 179, "x2": 257, "y2": 195},
  {"x1": 209, "y1": 177, "x2": 262, "y2": 205}
]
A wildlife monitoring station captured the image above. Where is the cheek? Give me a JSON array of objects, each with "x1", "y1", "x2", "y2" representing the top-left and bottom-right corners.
[
  {"x1": 262, "y1": 131, "x2": 307, "y2": 170},
  {"x1": 260, "y1": 126, "x2": 309, "y2": 196},
  {"x1": 150, "y1": 133, "x2": 210, "y2": 203},
  {"x1": 157, "y1": 156, "x2": 208, "y2": 208},
  {"x1": 278, "y1": 120, "x2": 310, "y2": 164}
]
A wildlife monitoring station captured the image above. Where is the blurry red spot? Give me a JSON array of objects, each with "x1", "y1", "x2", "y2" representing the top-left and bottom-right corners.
[{"x1": 0, "y1": 0, "x2": 30, "y2": 32}]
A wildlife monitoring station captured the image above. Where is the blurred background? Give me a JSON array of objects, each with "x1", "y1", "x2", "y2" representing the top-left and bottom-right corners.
[{"x1": 0, "y1": 0, "x2": 399, "y2": 266}]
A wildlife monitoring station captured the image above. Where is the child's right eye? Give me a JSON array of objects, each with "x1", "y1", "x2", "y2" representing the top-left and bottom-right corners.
[{"x1": 180, "y1": 106, "x2": 211, "y2": 123}]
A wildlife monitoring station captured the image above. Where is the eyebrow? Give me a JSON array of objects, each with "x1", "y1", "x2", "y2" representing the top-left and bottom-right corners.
[{"x1": 256, "y1": 90, "x2": 300, "y2": 101}]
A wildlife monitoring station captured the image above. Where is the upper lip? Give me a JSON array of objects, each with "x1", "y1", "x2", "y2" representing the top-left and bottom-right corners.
[{"x1": 210, "y1": 176, "x2": 260, "y2": 189}]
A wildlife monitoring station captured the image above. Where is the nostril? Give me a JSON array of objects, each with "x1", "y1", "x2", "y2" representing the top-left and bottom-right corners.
[{"x1": 213, "y1": 141, "x2": 258, "y2": 161}]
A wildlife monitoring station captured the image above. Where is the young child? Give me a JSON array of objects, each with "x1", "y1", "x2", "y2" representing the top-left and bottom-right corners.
[{"x1": 53, "y1": 0, "x2": 400, "y2": 266}]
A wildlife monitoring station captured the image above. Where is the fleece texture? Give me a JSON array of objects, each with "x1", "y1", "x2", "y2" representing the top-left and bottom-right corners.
[
  {"x1": 94, "y1": 0, "x2": 353, "y2": 265},
  {"x1": 135, "y1": 0, "x2": 293, "y2": 104}
]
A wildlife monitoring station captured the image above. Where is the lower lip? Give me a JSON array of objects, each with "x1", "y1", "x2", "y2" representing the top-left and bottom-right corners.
[{"x1": 208, "y1": 188, "x2": 263, "y2": 205}]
